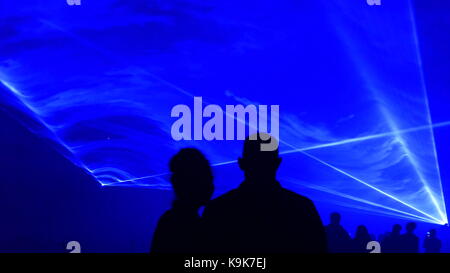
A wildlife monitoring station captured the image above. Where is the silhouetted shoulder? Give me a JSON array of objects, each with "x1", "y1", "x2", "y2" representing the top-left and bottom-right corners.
[{"x1": 279, "y1": 188, "x2": 314, "y2": 204}]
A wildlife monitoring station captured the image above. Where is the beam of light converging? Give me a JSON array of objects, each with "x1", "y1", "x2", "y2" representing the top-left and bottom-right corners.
[
  {"x1": 408, "y1": 1, "x2": 448, "y2": 223},
  {"x1": 379, "y1": 106, "x2": 447, "y2": 224},
  {"x1": 288, "y1": 180, "x2": 440, "y2": 224},
  {"x1": 297, "y1": 151, "x2": 444, "y2": 224},
  {"x1": 320, "y1": 0, "x2": 448, "y2": 224},
  {"x1": 32, "y1": 19, "x2": 447, "y2": 224}
]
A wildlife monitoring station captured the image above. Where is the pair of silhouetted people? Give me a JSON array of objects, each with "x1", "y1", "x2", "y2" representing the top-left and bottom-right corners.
[
  {"x1": 388, "y1": 223, "x2": 441, "y2": 253},
  {"x1": 151, "y1": 133, "x2": 327, "y2": 253},
  {"x1": 381, "y1": 222, "x2": 420, "y2": 253},
  {"x1": 380, "y1": 223, "x2": 442, "y2": 253}
]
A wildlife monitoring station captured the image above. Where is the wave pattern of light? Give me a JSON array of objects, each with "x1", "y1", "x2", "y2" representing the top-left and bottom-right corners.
[{"x1": 0, "y1": 0, "x2": 447, "y2": 225}]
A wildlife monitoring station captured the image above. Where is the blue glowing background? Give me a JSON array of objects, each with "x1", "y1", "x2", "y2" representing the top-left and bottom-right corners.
[{"x1": 1, "y1": 0, "x2": 450, "y2": 252}]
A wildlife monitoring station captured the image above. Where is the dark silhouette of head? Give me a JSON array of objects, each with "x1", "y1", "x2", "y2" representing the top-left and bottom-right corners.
[
  {"x1": 392, "y1": 224, "x2": 402, "y2": 235},
  {"x1": 405, "y1": 222, "x2": 417, "y2": 234},
  {"x1": 238, "y1": 133, "x2": 281, "y2": 183},
  {"x1": 169, "y1": 148, "x2": 214, "y2": 207},
  {"x1": 355, "y1": 225, "x2": 369, "y2": 239},
  {"x1": 429, "y1": 229, "x2": 437, "y2": 238},
  {"x1": 330, "y1": 212, "x2": 341, "y2": 226}
]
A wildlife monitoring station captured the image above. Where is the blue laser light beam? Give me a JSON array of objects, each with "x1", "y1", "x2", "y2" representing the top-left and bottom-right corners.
[
  {"x1": 282, "y1": 121, "x2": 450, "y2": 154},
  {"x1": 318, "y1": 0, "x2": 448, "y2": 224},
  {"x1": 379, "y1": 107, "x2": 447, "y2": 224},
  {"x1": 298, "y1": 151, "x2": 444, "y2": 224},
  {"x1": 289, "y1": 180, "x2": 441, "y2": 224},
  {"x1": 408, "y1": 1, "x2": 448, "y2": 223}
]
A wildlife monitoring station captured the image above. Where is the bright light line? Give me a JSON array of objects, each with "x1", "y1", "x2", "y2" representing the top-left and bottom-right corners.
[
  {"x1": 296, "y1": 182, "x2": 439, "y2": 223},
  {"x1": 298, "y1": 151, "x2": 443, "y2": 223},
  {"x1": 281, "y1": 121, "x2": 450, "y2": 154},
  {"x1": 115, "y1": 172, "x2": 170, "y2": 183}
]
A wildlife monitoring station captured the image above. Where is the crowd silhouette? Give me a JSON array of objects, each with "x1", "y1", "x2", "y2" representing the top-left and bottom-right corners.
[
  {"x1": 151, "y1": 133, "x2": 444, "y2": 253},
  {"x1": 323, "y1": 212, "x2": 442, "y2": 253}
]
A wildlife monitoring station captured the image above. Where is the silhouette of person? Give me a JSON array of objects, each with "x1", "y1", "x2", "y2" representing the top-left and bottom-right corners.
[
  {"x1": 151, "y1": 148, "x2": 214, "y2": 253},
  {"x1": 325, "y1": 212, "x2": 352, "y2": 253},
  {"x1": 202, "y1": 133, "x2": 327, "y2": 253},
  {"x1": 423, "y1": 229, "x2": 441, "y2": 253},
  {"x1": 352, "y1": 225, "x2": 372, "y2": 253},
  {"x1": 381, "y1": 224, "x2": 403, "y2": 253},
  {"x1": 400, "y1": 222, "x2": 419, "y2": 253}
]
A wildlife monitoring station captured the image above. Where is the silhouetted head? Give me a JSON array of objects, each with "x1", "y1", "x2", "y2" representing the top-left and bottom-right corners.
[
  {"x1": 406, "y1": 222, "x2": 417, "y2": 234},
  {"x1": 330, "y1": 212, "x2": 341, "y2": 225},
  {"x1": 429, "y1": 229, "x2": 437, "y2": 238},
  {"x1": 238, "y1": 133, "x2": 281, "y2": 183},
  {"x1": 169, "y1": 148, "x2": 214, "y2": 207},
  {"x1": 355, "y1": 225, "x2": 369, "y2": 239},
  {"x1": 392, "y1": 224, "x2": 402, "y2": 235}
]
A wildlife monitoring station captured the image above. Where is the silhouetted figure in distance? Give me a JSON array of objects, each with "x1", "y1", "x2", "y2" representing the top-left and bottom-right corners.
[
  {"x1": 325, "y1": 212, "x2": 352, "y2": 252},
  {"x1": 203, "y1": 133, "x2": 327, "y2": 253},
  {"x1": 423, "y1": 229, "x2": 441, "y2": 253},
  {"x1": 381, "y1": 224, "x2": 403, "y2": 253},
  {"x1": 352, "y1": 225, "x2": 372, "y2": 253},
  {"x1": 151, "y1": 148, "x2": 214, "y2": 253},
  {"x1": 400, "y1": 222, "x2": 419, "y2": 253}
]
